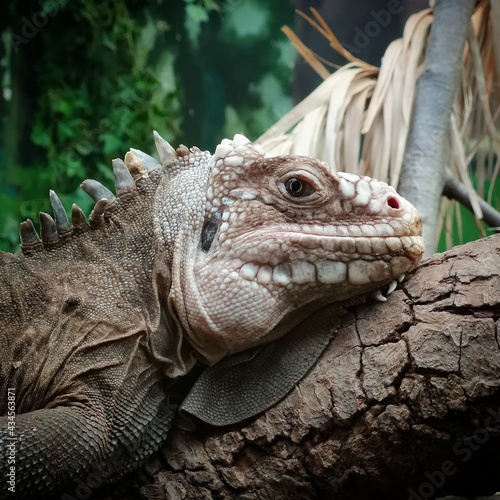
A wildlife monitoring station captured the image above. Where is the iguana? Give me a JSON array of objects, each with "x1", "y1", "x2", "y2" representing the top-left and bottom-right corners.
[{"x1": 0, "y1": 132, "x2": 424, "y2": 498}]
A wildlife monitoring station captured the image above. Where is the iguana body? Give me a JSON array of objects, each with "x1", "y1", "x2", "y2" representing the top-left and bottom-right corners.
[{"x1": 0, "y1": 133, "x2": 424, "y2": 497}]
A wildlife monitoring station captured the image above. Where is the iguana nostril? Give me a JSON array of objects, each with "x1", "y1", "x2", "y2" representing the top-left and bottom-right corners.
[{"x1": 387, "y1": 196, "x2": 400, "y2": 209}]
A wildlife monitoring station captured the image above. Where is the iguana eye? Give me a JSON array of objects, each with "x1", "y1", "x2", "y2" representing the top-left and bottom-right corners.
[{"x1": 284, "y1": 177, "x2": 315, "y2": 197}]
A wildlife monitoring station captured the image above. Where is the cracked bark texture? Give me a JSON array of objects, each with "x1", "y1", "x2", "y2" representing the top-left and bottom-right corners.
[{"x1": 100, "y1": 234, "x2": 500, "y2": 500}]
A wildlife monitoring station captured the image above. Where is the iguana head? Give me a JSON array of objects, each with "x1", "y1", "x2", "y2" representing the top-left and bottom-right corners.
[{"x1": 153, "y1": 133, "x2": 424, "y2": 364}]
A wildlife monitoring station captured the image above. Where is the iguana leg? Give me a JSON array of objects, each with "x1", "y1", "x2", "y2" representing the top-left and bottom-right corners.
[
  {"x1": 0, "y1": 406, "x2": 109, "y2": 498},
  {"x1": 0, "y1": 374, "x2": 176, "y2": 498},
  {"x1": 180, "y1": 304, "x2": 346, "y2": 426},
  {"x1": 104, "y1": 374, "x2": 178, "y2": 483}
]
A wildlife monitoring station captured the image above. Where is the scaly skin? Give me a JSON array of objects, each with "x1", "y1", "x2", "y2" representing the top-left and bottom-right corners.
[
  {"x1": 0, "y1": 133, "x2": 424, "y2": 498},
  {"x1": 169, "y1": 135, "x2": 423, "y2": 362}
]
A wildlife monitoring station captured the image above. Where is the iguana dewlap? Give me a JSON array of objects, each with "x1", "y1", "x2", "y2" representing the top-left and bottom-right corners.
[{"x1": 0, "y1": 133, "x2": 424, "y2": 498}]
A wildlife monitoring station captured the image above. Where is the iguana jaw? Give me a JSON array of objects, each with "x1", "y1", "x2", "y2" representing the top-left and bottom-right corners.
[{"x1": 169, "y1": 135, "x2": 424, "y2": 364}]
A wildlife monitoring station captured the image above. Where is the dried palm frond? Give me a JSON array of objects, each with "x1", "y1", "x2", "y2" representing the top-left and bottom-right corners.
[
  {"x1": 258, "y1": 6, "x2": 434, "y2": 184},
  {"x1": 259, "y1": 1, "x2": 499, "y2": 248}
]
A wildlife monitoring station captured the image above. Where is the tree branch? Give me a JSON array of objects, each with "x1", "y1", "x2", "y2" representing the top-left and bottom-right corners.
[
  {"x1": 444, "y1": 168, "x2": 500, "y2": 230},
  {"x1": 398, "y1": 0, "x2": 476, "y2": 255}
]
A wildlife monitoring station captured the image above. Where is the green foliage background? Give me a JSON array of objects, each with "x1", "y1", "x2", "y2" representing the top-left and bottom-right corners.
[
  {"x1": 0, "y1": 0, "x2": 295, "y2": 252},
  {"x1": 1, "y1": 1, "x2": 495, "y2": 254}
]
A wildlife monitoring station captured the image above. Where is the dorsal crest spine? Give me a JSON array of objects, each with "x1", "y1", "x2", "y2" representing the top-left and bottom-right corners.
[{"x1": 18, "y1": 132, "x2": 169, "y2": 254}]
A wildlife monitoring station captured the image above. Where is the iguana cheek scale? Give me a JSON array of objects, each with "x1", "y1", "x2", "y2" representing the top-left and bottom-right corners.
[{"x1": 0, "y1": 132, "x2": 424, "y2": 498}]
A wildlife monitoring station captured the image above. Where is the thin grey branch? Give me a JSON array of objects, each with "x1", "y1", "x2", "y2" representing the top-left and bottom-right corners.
[
  {"x1": 443, "y1": 168, "x2": 500, "y2": 230},
  {"x1": 398, "y1": 0, "x2": 476, "y2": 255}
]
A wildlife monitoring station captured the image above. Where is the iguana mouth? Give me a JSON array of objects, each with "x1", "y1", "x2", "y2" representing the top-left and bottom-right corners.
[
  {"x1": 215, "y1": 226, "x2": 424, "y2": 262},
  {"x1": 232, "y1": 232, "x2": 424, "y2": 287}
]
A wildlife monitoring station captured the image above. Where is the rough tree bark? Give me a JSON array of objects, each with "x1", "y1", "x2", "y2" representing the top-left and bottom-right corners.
[{"x1": 95, "y1": 233, "x2": 500, "y2": 500}]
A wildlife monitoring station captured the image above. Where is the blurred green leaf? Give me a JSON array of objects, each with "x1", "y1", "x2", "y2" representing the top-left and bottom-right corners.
[
  {"x1": 31, "y1": 122, "x2": 51, "y2": 147},
  {"x1": 186, "y1": 4, "x2": 209, "y2": 23},
  {"x1": 2, "y1": 0, "x2": 294, "y2": 251},
  {"x1": 102, "y1": 133, "x2": 123, "y2": 155}
]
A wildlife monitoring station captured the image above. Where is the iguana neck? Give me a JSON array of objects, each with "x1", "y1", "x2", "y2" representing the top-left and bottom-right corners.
[
  {"x1": 151, "y1": 145, "x2": 217, "y2": 363},
  {"x1": 0, "y1": 168, "x2": 195, "y2": 412}
]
